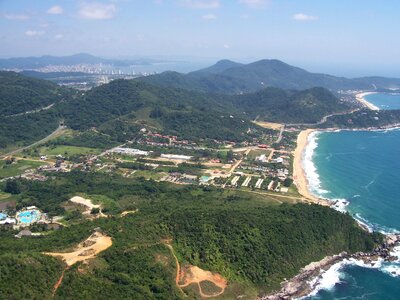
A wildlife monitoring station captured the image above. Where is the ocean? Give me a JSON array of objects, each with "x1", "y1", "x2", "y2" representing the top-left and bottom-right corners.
[
  {"x1": 302, "y1": 94, "x2": 400, "y2": 299},
  {"x1": 364, "y1": 92, "x2": 400, "y2": 110}
]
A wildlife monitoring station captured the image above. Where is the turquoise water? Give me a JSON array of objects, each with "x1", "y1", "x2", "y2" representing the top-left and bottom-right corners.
[
  {"x1": 304, "y1": 129, "x2": 400, "y2": 299},
  {"x1": 0, "y1": 212, "x2": 7, "y2": 220},
  {"x1": 364, "y1": 93, "x2": 400, "y2": 110},
  {"x1": 17, "y1": 210, "x2": 40, "y2": 224}
]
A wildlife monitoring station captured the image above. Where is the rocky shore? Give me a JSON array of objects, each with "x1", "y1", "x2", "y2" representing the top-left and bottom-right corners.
[{"x1": 261, "y1": 234, "x2": 400, "y2": 300}]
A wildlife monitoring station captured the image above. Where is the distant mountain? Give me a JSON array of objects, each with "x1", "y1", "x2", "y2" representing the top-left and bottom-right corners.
[
  {"x1": 139, "y1": 59, "x2": 400, "y2": 93},
  {"x1": 0, "y1": 53, "x2": 163, "y2": 70},
  {"x1": 190, "y1": 59, "x2": 243, "y2": 75}
]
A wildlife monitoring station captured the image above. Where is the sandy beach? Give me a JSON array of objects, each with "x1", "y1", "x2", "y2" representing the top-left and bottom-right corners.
[
  {"x1": 356, "y1": 92, "x2": 380, "y2": 110},
  {"x1": 293, "y1": 129, "x2": 330, "y2": 206}
]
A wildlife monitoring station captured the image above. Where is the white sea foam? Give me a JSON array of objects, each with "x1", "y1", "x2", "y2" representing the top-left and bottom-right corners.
[
  {"x1": 303, "y1": 131, "x2": 329, "y2": 196},
  {"x1": 391, "y1": 245, "x2": 400, "y2": 261},
  {"x1": 300, "y1": 257, "x2": 388, "y2": 298},
  {"x1": 330, "y1": 199, "x2": 349, "y2": 213},
  {"x1": 303, "y1": 261, "x2": 346, "y2": 298},
  {"x1": 382, "y1": 265, "x2": 400, "y2": 277},
  {"x1": 299, "y1": 128, "x2": 400, "y2": 298}
]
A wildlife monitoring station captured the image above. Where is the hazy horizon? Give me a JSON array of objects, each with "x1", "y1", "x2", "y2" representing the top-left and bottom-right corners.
[{"x1": 1, "y1": 0, "x2": 400, "y2": 77}]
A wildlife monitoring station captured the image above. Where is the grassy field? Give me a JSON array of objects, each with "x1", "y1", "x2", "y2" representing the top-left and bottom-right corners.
[
  {"x1": 38, "y1": 145, "x2": 101, "y2": 157},
  {"x1": 246, "y1": 149, "x2": 271, "y2": 160},
  {"x1": 0, "y1": 159, "x2": 45, "y2": 179}
]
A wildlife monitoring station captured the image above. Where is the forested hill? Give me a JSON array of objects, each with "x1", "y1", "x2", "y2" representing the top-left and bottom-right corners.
[
  {"x1": 0, "y1": 72, "x2": 351, "y2": 149},
  {"x1": 58, "y1": 78, "x2": 350, "y2": 137},
  {"x1": 232, "y1": 87, "x2": 349, "y2": 124},
  {"x1": 0, "y1": 71, "x2": 71, "y2": 117},
  {"x1": 138, "y1": 59, "x2": 400, "y2": 94},
  {"x1": 57, "y1": 79, "x2": 257, "y2": 142},
  {"x1": 0, "y1": 172, "x2": 383, "y2": 299}
]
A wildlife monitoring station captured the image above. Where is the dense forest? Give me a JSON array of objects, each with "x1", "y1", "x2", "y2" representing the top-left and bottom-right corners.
[
  {"x1": 232, "y1": 87, "x2": 349, "y2": 123},
  {"x1": 3, "y1": 71, "x2": 400, "y2": 153},
  {"x1": 0, "y1": 172, "x2": 383, "y2": 299},
  {"x1": 0, "y1": 71, "x2": 71, "y2": 117}
]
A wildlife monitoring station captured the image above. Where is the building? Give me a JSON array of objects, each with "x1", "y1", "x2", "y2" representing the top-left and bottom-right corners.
[
  {"x1": 161, "y1": 154, "x2": 192, "y2": 160},
  {"x1": 110, "y1": 147, "x2": 149, "y2": 156}
]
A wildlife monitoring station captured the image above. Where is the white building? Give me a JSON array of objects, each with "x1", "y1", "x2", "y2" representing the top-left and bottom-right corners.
[
  {"x1": 110, "y1": 147, "x2": 149, "y2": 156},
  {"x1": 161, "y1": 154, "x2": 192, "y2": 160}
]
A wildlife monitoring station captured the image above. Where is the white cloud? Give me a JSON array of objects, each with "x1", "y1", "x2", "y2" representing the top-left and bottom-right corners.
[
  {"x1": 238, "y1": 0, "x2": 270, "y2": 8},
  {"x1": 3, "y1": 14, "x2": 30, "y2": 20},
  {"x1": 78, "y1": 2, "x2": 116, "y2": 20},
  {"x1": 55, "y1": 34, "x2": 63, "y2": 39},
  {"x1": 181, "y1": 0, "x2": 220, "y2": 9},
  {"x1": 202, "y1": 13, "x2": 216, "y2": 20},
  {"x1": 293, "y1": 13, "x2": 318, "y2": 21},
  {"x1": 47, "y1": 5, "x2": 63, "y2": 15},
  {"x1": 223, "y1": 44, "x2": 230, "y2": 48},
  {"x1": 25, "y1": 30, "x2": 45, "y2": 37}
]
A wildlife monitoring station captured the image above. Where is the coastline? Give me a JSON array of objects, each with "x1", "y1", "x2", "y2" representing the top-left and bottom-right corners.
[
  {"x1": 279, "y1": 127, "x2": 400, "y2": 299},
  {"x1": 355, "y1": 92, "x2": 380, "y2": 110},
  {"x1": 293, "y1": 129, "x2": 330, "y2": 206},
  {"x1": 262, "y1": 234, "x2": 400, "y2": 300}
]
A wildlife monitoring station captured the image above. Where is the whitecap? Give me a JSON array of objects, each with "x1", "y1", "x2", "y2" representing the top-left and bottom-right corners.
[
  {"x1": 301, "y1": 260, "x2": 347, "y2": 298},
  {"x1": 299, "y1": 258, "x2": 385, "y2": 299},
  {"x1": 303, "y1": 132, "x2": 329, "y2": 196},
  {"x1": 381, "y1": 264, "x2": 400, "y2": 277},
  {"x1": 331, "y1": 199, "x2": 350, "y2": 213}
]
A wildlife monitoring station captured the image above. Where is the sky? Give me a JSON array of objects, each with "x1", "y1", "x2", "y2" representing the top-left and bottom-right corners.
[{"x1": 0, "y1": 0, "x2": 400, "y2": 77}]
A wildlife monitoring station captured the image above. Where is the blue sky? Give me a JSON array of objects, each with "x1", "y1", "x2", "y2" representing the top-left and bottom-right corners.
[{"x1": 1, "y1": 0, "x2": 399, "y2": 76}]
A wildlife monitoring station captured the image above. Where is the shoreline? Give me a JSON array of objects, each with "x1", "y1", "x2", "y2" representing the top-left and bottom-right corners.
[
  {"x1": 262, "y1": 234, "x2": 400, "y2": 300},
  {"x1": 293, "y1": 129, "x2": 330, "y2": 206},
  {"x1": 278, "y1": 127, "x2": 400, "y2": 299},
  {"x1": 355, "y1": 92, "x2": 380, "y2": 110}
]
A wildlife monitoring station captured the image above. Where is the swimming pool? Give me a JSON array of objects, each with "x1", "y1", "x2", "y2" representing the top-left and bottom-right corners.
[
  {"x1": 16, "y1": 210, "x2": 41, "y2": 224},
  {"x1": 0, "y1": 213, "x2": 7, "y2": 220}
]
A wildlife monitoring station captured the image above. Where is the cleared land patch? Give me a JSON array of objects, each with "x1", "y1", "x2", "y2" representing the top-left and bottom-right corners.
[
  {"x1": 44, "y1": 232, "x2": 112, "y2": 266},
  {"x1": 179, "y1": 265, "x2": 228, "y2": 298},
  {"x1": 253, "y1": 121, "x2": 283, "y2": 130}
]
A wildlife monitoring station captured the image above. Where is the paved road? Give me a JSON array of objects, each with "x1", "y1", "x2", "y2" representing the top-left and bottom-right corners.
[
  {"x1": 286, "y1": 108, "x2": 360, "y2": 127},
  {"x1": 0, "y1": 125, "x2": 66, "y2": 158}
]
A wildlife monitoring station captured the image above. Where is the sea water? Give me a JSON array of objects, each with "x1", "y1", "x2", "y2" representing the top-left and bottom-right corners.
[
  {"x1": 364, "y1": 92, "x2": 400, "y2": 110},
  {"x1": 303, "y1": 129, "x2": 400, "y2": 299}
]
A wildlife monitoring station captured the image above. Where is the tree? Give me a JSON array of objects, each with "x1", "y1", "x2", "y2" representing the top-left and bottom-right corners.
[{"x1": 4, "y1": 180, "x2": 21, "y2": 194}]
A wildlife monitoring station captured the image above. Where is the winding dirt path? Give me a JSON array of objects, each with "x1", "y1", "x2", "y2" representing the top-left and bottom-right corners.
[{"x1": 165, "y1": 243, "x2": 227, "y2": 298}]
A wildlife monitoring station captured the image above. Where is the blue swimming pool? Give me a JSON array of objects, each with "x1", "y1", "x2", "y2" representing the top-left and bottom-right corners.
[
  {"x1": 0, "y1": 213, "x2": 7, "y2": 220},
  {"x1": 17, "y1": 210, "x2": 40, "y2": 224}
]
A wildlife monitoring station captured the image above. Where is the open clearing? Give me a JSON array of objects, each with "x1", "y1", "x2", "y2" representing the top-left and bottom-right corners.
[
  {"x1": 166, "y1": 243, "x2": 227, "y2": 298},
  {"x1": 38, "y1": 145, "x2": 100, "y2": 157},
  {"x1": 253, "y1": 121, "x2": 283, "y2": 130},
  {"x1": 69, "y1": 196, "x2": 107, "y2": 217},
  {"x1": 0, "y1": 159, "x2": 45, "y2": 179},
  {"x1": 179, "y1": 265, "x2": 228, "y2": 298},
  {"x1": 44, "y1": 232, "x2": 112, "y2": 266}
]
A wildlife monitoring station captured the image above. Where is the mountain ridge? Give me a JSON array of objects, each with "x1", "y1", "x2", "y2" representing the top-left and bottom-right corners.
[{"x1": 139, "y1": 58, "x2": 400, "y2": 93}]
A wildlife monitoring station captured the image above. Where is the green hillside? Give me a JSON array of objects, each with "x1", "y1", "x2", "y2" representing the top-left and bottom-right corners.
[
  {"x1": 0, "y1": 172, "x2": 382, "y2": 299},
  {"x1": 0, "y1": 71, "x2": 70, "y2": 117},
  {"x1": 0, "y1": 72, "x2": 353, "y2": 150},
  {"x1": 232, "y1": 87, "x2": 349, "y2": 123}
]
